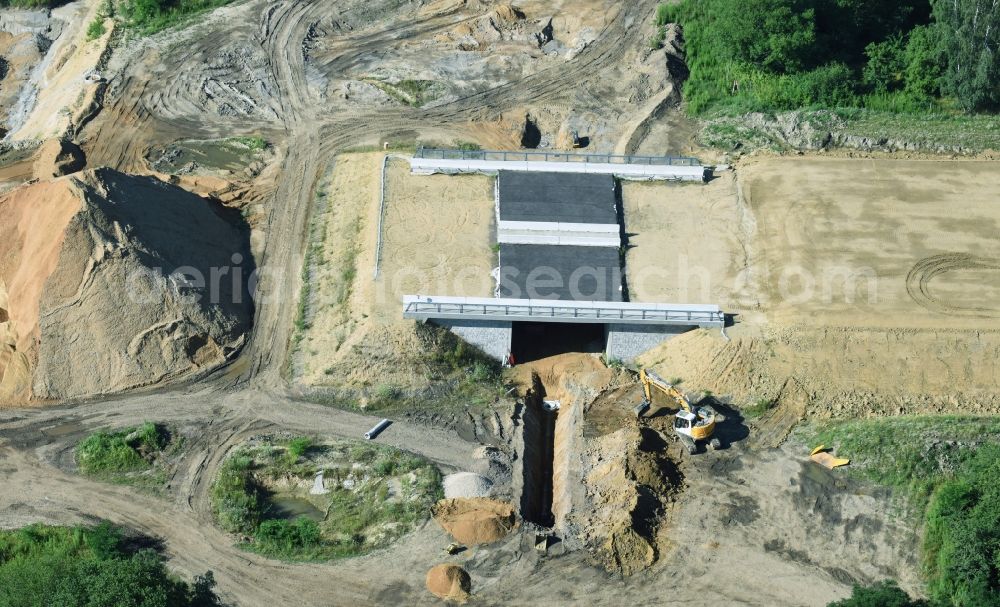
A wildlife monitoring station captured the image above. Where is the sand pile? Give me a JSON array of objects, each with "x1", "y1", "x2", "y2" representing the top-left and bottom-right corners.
[
  {"x1": 0, "y1": 168, "x2": 253, "y2": 403},
  {"x1": 432, "y1": 498, "x2": 517, "y2": 545},
  {"x1": 443, "y1": 472, "x2": 493, "y2": 499},
  {"x1": 33, "y1": 139, "x2": 85, "y2": 179},
  {"x1": 581, "y1": 427, "x2": 680, "y2": 576},
  {"x1": 425, "y1": 564, "x2": 471, "y2": 603}
]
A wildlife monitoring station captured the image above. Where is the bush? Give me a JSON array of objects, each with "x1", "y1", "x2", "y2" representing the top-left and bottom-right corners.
[
  {"x1": 253, "y1": 518, "x2": 321, "y2": 555},
  {"x1": 286, "y1": 437, "x2": 313, "y2": 462},
  {"x1": 924, "y1": 445, "x2": 1000, "y2": 606},
  {"x1": 211, "y1": 454, "x2": 262, "y2": 534},
  {"x1": 231, "y1": 136, "x2": 267, "y2": 151},
  {"x1": 86, "y1": 18, "x2": 106, "y2": 41},
  {"x1": 812, "y1": 419, "x2": 1000, "y2": 605},
  {"x1": 0, "y1": 524, "x2": 219, "y2": 607},
  {"x1": 828, "y1": 580, "x2": 927, "y2": 607},
  {"x1": 662, "y1": 0, "x2": 971, "y2": 116},
  {"x1": 75, "y1": 423, "x2": 169, "y2": 476},
  {"x1": 117, "y1": 0, "x2": 236, "y2": 35}
]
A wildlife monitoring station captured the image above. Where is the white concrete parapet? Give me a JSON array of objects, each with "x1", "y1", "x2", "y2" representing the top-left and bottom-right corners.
[
  {"x1": 403, "y1": 295, "x2": 724, "y2": 327},
  {"x1": 411, "y1": 157, "x2": 707, "y2": 182}
]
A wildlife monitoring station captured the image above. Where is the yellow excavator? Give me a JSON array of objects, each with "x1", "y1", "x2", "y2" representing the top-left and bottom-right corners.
[{"x1": 636, "y1": 369, "x2": 721, "y2": 455}]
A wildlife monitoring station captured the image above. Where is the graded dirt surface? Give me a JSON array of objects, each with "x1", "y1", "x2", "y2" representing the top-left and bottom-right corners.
[
  {"x1": 623, "y1": 176, "x2": 747, "y2": 305},
  {"x1": 633, "y1": 157, "x2": 1000, "y2": 418},
  {"x1": 740, "y1": 158, "x2": 1000, "y2": 330},
  {"x1": 626, "y1": 158, "x2": 1000, "y2": 331}
]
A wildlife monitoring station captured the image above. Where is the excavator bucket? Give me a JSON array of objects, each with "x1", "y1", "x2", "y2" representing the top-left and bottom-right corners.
[{"x1": 810, "y1": 444, "x2": 826, "y2": 456}]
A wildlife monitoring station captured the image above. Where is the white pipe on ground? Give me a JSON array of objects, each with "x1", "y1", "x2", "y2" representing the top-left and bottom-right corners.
[{"x1": 364, "y1": 419, "x2": 392, "y2": 440}]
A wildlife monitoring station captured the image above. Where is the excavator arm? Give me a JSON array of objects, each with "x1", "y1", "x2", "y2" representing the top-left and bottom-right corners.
[{"x1": 639, "y1": 369, "x2": 693, "y2": 413}]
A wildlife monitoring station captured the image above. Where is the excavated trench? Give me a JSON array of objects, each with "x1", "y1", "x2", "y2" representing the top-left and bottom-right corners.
[
  {"x1": 517, "y1": 386, "x2": 556, "y2": 527},
  {"x1": 514, "y1": 373, "x2": 582, "y2": 530}
]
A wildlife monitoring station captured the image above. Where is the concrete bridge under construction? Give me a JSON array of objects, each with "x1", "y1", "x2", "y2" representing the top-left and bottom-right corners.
[{"x1": 402, "y1": 149, "x2": 724, "y2": 364}]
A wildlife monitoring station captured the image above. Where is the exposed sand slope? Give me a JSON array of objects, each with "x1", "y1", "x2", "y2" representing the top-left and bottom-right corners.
[
  {"x1": 0, "y1": 179, "x2": 82, "y2": 401},
  {"x1": 641, "y1": 326, "x2": 1000, "y2": 417},
  {"x1": 0, "y1": 169, "x2": 253, "y2": 404},
  {"x1": 6, "y1": 1, "x2": 114, "y2": 141}
]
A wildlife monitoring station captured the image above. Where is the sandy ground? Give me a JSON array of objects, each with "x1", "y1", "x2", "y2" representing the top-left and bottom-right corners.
[
  {"x1": 629, "y1": 158, "x2": 1000, "y2": 417},
  {"x1": 623, "y1": 175, "x2": 749, "y2": 306},
  {"x1": 0, "y1": 371, "x2": 917, "y2": 607},
  {"x1": 741, "y1": 158, "x2": 1000, "y2": 330},
  {"x1": 625, "y1": 158, "x2": 1000, "y2": 331},
  {"x1": 296, "y1": 154, "x2": 494, "y2": 387},
  {"x1": 0, "y1": 178, "x2": 82, "y2": 402}
]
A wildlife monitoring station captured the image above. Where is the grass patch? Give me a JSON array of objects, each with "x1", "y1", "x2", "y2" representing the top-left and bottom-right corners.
[
  {"x1": 304, "y1": 315, "x2": 509, "y2": 414},
  {"x1": 212, "y1": 437, "x2": 442, "y2": 561},
  {"x1": 291, "y1": 174, "x2": 333, "y2": 352},
  {"x1": 212, "y1": 454, "x2": 262, "y2": 534},
  {"x1": 229, "y1": 135, "x2": 267, "y2": 151},
  {"x1": 806, "y1": 416, "x2": 1000, "y2": 606},
  {"x1": 742, "y1": 397, "x2": 776, "y2": 419},
  {"x1": 86, "y1": 18, "x2": 107, "y2": 41},
  {"x1": 364, "y1": 78, "x2": 441, "y2": 107},
  {"x1": 807, "y1": 416, "x2": 1000, "y2": 504},
  {"x1": 0, "y1": 523, "x2": 221, "y2": 606},
  {"x1": 701, "y1": 108, "x2": 1000, "y2": 153},
  {"x1": 75, "y1": 422, "x2": 177, "y2": 491},
  {"x1": 117, "y1": 0, "x2": 236, "y2": 36}
]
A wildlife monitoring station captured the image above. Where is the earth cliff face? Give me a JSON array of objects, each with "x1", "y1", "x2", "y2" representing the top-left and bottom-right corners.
[{"x1": 0, "y1": 168, "x2": 254, "y2": 403}]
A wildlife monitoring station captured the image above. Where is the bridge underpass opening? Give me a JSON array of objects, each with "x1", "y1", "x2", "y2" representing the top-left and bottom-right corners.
[{"x1": 511, "y1": 321, "x2": 605, "y2": 364}]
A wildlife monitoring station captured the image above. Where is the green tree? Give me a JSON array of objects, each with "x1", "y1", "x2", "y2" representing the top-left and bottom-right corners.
[
  {"x1": 864, "y1": 36, "x2": 908, "y2": 92},
  {"x1": 924, "y1": 445, "x2": 1000, "y2": 606},
  {"x1": 0, "y1": 524, "x2": 219, "y2": 607},
  {"x1": 903, "y1": 24, "x2": 947, "y2": 98},
  {"x1": 716, "y1": 0, "x2": 819, "y2": 72},
  {"x1": 933, "y1": 0, "x2": 1000, "y2": 110}
]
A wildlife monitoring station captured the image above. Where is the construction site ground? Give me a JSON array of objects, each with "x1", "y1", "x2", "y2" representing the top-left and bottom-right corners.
[{"x1": 0, "y1": 0, "x2": 996, "y2": 605}]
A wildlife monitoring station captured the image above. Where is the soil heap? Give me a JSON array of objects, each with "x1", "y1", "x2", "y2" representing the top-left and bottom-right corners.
[
  {"x1": 432, "y1": 498, "x2": 517, "y2": 545},
  {"x1": 425, "y1": 564, "x2": 471, "y2": 603},
  {"x1": 581, "y1": 427, "x2": 680, "y2": 576},
  {"x1": 0, "y1": 168, "x2": 254, "y2": 403}
]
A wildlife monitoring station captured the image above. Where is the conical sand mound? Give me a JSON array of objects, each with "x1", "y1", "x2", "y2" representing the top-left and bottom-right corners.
[{"x1": 426, "y1": 564, "x2": 471, "y2": 603}]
